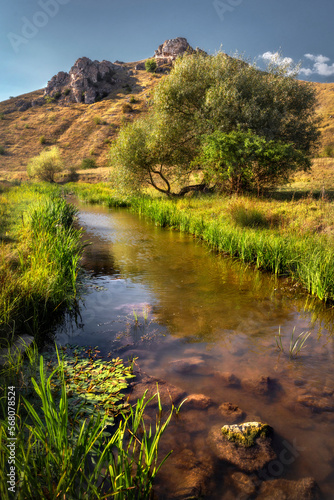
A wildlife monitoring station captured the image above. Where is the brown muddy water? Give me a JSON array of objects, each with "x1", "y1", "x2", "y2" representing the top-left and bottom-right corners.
[{"x1": 56, "y1": 201, "x2": 334, "y2": 499}]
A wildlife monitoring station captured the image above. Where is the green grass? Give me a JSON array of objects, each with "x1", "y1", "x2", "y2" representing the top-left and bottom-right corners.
[
  {"x1": 0, "y1": 184, "x2": 82, "y2": 343},
  {"x1": 67, "y1": 183, "x2": 334, "y2": 303},
  {"x1": 0, "y1": 349, "x2": 174, "y2": 499}
]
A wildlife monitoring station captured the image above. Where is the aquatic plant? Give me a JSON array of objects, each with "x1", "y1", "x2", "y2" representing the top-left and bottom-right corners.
[
  {"x1": 0, "y1": 350, "x2": 174, "y2": 499},
  {"x1": 275, "y1": 326, "x2": 311, "y2": 358}
]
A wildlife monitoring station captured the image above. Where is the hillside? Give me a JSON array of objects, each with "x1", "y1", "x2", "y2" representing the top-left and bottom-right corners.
[
  {"x1": 0, "y1": 61, "x2": 161, "y2": 181},
  {"x1": 0, "y1": 42, "x2": 333, "y2": 183}
]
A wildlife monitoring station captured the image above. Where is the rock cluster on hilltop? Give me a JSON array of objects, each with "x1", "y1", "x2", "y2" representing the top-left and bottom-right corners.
[
  {"x1": 154, "y1": 37, "x2": 195, "y2": 60},
  {"x1": 44, "y1": 57, "x2": 121, "y2": 104}
]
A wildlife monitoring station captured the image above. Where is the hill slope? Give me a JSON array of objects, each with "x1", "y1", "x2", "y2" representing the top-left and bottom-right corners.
[{"x1": 0, "y1": 56, "x2": 333, "y2": 182}]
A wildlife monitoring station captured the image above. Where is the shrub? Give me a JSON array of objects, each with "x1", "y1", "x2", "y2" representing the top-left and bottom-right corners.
[
  {"x1": 81, "y1": 157, "x2": 97, "y2": 169},
  {"x1": 122, "y1": 103, "x2": 133, "y2": 114},
  {"x1": 27, "y1": 147, "x2": 64, "y2": 182},
  {"x1": 93, "y1": 116, "x2": 102, "y2": 125},
  {"x1": 44, "y1": 95, "x2": 54, "y2": 104},
  {"x1": 54, "y1": 91, "x2": 61, "y2": 99},
  {"x1": 0, "y1": 146, "x2": 5, "y2": 155},
  {"x1": 230, "y1": 204, "x2": 269, "y2": 229},
  {"x1": 0, "y1": 113, "x2": 4, "y2": 120},
  {"x1": 323, "y1": 144, "x2": 334, "y2": 157},
  {"x1": 145, "y1": 59, "x2": 157, "y2": 73},
  {"x1": 39, "y1": 135, "x2": 46, "y2": 145},
  {"x1": 64, "y1": 88, "x2": 71, "y2": 96},
  {"x1": 129, "y1": 95, "x2": 137, "y2": 104}
]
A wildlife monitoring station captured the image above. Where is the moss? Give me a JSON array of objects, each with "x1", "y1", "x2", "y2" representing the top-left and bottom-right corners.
[{"x1": 221, "y1": 423, "x2": 272, "y2": 448}]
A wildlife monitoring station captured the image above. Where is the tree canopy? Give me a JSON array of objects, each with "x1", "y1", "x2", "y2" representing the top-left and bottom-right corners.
[{"x1": 110, "y1": 52, "x2": 320, "y2": 196}]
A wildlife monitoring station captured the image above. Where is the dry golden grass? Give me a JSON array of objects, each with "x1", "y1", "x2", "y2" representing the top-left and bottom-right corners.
[
  {"x1": 0, "y1": 65, "x2": 334, "y2": 180},
  {"x1": 0, "y1": 62, "x2": 161, "y2": 177}
]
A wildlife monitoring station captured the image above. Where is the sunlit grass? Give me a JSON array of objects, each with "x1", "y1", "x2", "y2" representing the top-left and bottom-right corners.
[{"x1": 0, "y1": 184, "x2": 82, "y2": 343}]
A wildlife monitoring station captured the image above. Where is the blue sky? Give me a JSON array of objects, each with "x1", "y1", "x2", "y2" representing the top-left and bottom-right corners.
[{"x1": 1, "y1": 0, "x2": 334, "y2": 102}]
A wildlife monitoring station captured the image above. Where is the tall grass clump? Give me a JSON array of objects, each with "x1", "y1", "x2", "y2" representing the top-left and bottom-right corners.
[
  {"x1": 0, "y1": 184, "x2": 82, "y2": 342},
  {"x1": 0, "y1": 352, "x2": 174, "y2": 500}
]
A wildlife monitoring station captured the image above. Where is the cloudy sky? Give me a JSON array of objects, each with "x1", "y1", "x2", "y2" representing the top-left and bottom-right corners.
[{"x1": 1, "y1": 0, "x2": 333, "y2": 102}]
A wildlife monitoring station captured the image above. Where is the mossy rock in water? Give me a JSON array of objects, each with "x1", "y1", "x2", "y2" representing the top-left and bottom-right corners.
[{"x1": 221, "y1": 422, "x2": 272, "y2": 448}]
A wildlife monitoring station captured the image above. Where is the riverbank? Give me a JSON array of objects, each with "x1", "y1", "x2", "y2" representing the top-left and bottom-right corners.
[
  {"x1": 0, "y1": 183, "x2": 82, "y2": 345},
  {"x1": 66, "y1": 182, "x2": 334, "y2": 302}
]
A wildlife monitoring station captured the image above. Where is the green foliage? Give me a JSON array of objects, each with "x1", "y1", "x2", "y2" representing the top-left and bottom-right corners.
[
  {"x1": 81, "y1": 157, "x2": 97, "y2": 169},
  {"x1": 221, "y1": 423, "x2": 271, "y2": 447},
  {"x1": 63, "y1": 88, "x2": 70, "y2": 96},
  {"x1": 44, "y1": 95, "x2": 54, "y2": 104},
  {"x1": 93, "y1": 116, "x2": 101, "y2": 125},
  {"x1": 0, "y1": 113, "x2": 5, "y2": 120},
  {"x1": 0, "y1": 146, "x2": 5, "y2": 155},
  {"x1": 112, "y1": 51, "x2": 319, "y2": 196},
  {"x1": 199, "y1": 129, "x2": 310, "y2": 194},
  {"x1": 230, "y1": 203, "x2": 269, "y2": 229},
  {"x1": 145, "y1": 59, "x2": 157, "y2": 73},
  {"x1": 54, "y1": 91, "x2": 61, "y2": 99},
  {"x1": 322, "y1": 144, "x2": 334, "y2": 158},
  {"x1": 0, "y1": 351, "x2": 174, "y2": 500},
  {"x1": 129, "y1": 95, "x2": 137, "y2": 104},
  {"x1": 27, "y1": 147, "x2": 63, "y2": 182},
  {"x1": 39, "y1": 135, "x2": 46, "y2": 145},
  {"x1": 0, "y1": 184, "x2": 82, "y2": 340}
]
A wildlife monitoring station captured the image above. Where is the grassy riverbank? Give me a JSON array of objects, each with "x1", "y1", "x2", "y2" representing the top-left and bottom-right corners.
[
  {"x1": 67, "y1": 182, "x2": 334, "y2": 302},
  {"x1": 0, "y1": 183, "x2": 82, "y2": 344}
]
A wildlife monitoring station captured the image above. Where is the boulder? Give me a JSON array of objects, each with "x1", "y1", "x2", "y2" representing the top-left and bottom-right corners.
[
  {"x1": 44, "y1": 57, "x2": 118, "y2": 104},
  {"x1": 256, "y1": 477, "x2": 322, "y2": 500},
  {"x1": 154, "y1": 37, "x2": 194, "y2": 60},
  {"x1": 226, "y1": 470, "x2": 258, "y2": 497},
  {"x1": 208, "y1": 423, "x2": 276, "y2": 473}
]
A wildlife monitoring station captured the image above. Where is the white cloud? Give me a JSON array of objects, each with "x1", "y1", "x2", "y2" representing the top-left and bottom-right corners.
[
  {"x1": 261, "y1": 51, "x2": 294, "y2": 66},
  {"x1": 304, "y1": 54, "x2": 330, "y2": 64},
  {"x1": 300, "y1": 53, "x2": 334, "y2": 77}
]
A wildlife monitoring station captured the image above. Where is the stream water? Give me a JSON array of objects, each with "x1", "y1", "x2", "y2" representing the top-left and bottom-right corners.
[{"x1": 56, "y1": 201, "x2": 334, "y2": 499}]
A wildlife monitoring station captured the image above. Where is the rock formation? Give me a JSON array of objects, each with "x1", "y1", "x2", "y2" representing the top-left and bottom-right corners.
[
  {"x1": 44, "y1": 57, "x2": 119, "y2": 104},
  {"x1": 154, "y1": 37, "x2": 195, "y2": 60}
]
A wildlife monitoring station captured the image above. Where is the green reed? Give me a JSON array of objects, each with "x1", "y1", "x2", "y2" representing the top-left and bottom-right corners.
[
  {"x1": 0, "y1": 184, "x2": 83, "y2": 342},
  {"x1": 0, "y1": 351, "x2": 174, "y2": 500}
]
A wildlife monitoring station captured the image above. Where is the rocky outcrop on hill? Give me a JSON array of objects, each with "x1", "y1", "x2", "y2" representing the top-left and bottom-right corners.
[
  {"x1": 154, "y1": 37, "x2": 195, "y2": 60},
  {"x1": 44, "y1": 57, "x2": 120, "y2": 104}
]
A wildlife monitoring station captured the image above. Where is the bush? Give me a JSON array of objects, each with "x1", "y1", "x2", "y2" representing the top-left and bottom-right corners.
[
  {"x1": 122, "y1": 103, "x2": 133, "y2": 114},
  {"x1": 81, "y1": 157, "x2": 98, "y2": 169},
  {"x1": 0, "y1": 146, "x2": 5, "y2": 155},
  {"x1": 54, "y1": 91, "x2": 61, "y2": 99},
  {"x1": 27, "y1": 147, "x2": 64, "y2": 182},
  {"x1": 145, "y1": 59, "x2": 157, "y2": 73},
  {"x1": 64, "y1": 88, "x2": 70, "y2": 96},
  {"x1": 0, "y1": 113, "x2": 4, "y2": 120},
  {"x1": 129, "y1": 95, "x2": 137, "y2": 104},
  {"x1": 93, "y1": 116, "x2": 102, "y2": 125},
  {"x1": 323, "y1": 144, "x2": 334, "y2": 157},
  {"x1": 39, "y1": 135, "x2": 46, "y2": 145}
]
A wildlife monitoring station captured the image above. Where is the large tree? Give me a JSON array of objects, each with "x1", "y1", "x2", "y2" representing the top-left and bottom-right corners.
[{"x1": 111, "y1": 52, "x2": 320, "y2": 195}]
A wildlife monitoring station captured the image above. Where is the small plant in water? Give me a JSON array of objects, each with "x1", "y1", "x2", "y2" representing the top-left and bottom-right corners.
[
  {"x1": 133, "y1": 309, "x2": 138, "y2": 324},
  {"x1": 275, "y1": 326, "x2": 311, "y2": 358}
]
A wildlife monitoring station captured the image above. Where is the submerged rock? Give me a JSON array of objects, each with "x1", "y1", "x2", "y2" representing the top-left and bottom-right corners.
[
  {"x1": 214, "y1": 371, "x2": 241, "y2": 387},
  {"x1": 217, "y1": 402, "x2": 246, "y2": 424},
  {"x1": 256, "y1": 477, "x2": 322, "y2": 500},
  {"x1": 127, "y1": 370, "x2": 186, "y2": 409},
  {"x1": 297, "y1": 394, "x2": 334, "y2": 413},
  {"x1": 243, "y1": 375, "x2": 282, "y2": 397},
  {"x1": 154, "y1": 448, "x2": 215, "y2": 499},
  {"x1": 226, "y1": 470, "x2": 258, "y2": 497},
  {"x1": 182, "y1": 393, "x2": 214, "y2": 410},
  {"x1": 168, "y1": 356, "x2": 205, "y2": 374},
  {"x1": 208, "y1": 423, "x2": 276, "y2": 473}
]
